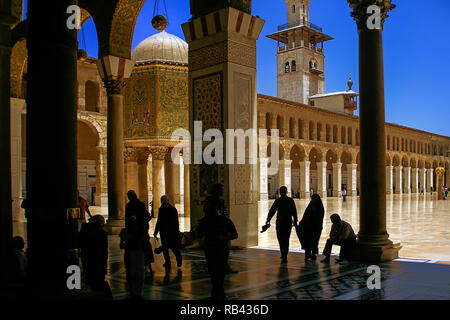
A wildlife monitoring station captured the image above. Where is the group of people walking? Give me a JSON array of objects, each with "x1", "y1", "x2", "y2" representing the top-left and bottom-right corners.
[{"x1": 265, "y1": 186, "x2": 356, "y2": 264}]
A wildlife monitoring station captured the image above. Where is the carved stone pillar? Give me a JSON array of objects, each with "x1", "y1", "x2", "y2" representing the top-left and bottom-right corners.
[
  {"x1": 150, "y1": 146, "x2": 168, "y2": 217},
  {"x1": 394, "y1": 166, "x2": 402, "y2": 194},
  {"x1": 183, "y1": 3, "x2": 264, "y2": 246},
  {"x1": 259, "y1": 158, "x2": 269, "y2": 201},
  {"x1": 124, "y1": 147, "x2": 139, "y2": 195},
  {"x1": 164, "y1": 151, "x2": 177, "y2": 207},
  {"x1": 411, "y1": 167, "x2": 419, "y2": 193},
  {"x1": 279, "y1": 159, "x2": 292, "y2": 197},
  {"x1": 299, "y1": 161, "x2": 310, "y2": 199},
  {"x1": 95, "y1": 146, "x2": 108, "y2": 207},
  {"x1": 184, "y1": 163, "x2": 190, "y2": 217},
  {"x1": 385, "y1": 165, "x2": 393, "y2": 195},
  {"x1": 403, "y1": 166, "x2": 411, "y2": 194},
  {"x1": 332, "y1": 162, "x2": 342, "y2": 197},
  {"x1": 435, "y1": 167, "x2": 445, "y2": 200},
  {"x1": 347, "y1": 0, "x2": 399, "y2": 262},
  {"x1": 137, "y1": 148, "x2": 151, "y2": 210},
  {"x1": 97, "y1": 55, "x2": 134, "y2": 234},
  {"x1": 316, "y1": 161, "x2": 327, "y2": 198}
]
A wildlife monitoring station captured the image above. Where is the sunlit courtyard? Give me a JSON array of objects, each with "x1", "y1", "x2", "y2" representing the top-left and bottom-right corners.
[{"x1": 91, "y1": 194, "x2": 450, "y2": 261}]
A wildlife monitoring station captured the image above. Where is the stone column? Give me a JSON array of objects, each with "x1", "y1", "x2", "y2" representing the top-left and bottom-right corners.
[
  {"x1": 259, "y1": 158, "x2": 269, "y2": 201},
  {"x1": 183, "y1": 162, "x2": 190, "y2": 217},
  {"x1": 299, "y1": 161, "x2": 311, "y2": 199},
  {"x1": 279, "y1": 159, "x2": 292, "y2": 197},
  {"x1": 394, "y1": 166, "x2": 402, "y2": 194},
  {"x1": 183, "y1": 4, "x2": 264, "y2": 246},
  {"x1": 347, "y1": 163, "x2": 358, "y2": 196},
  {"x1": 137, "y1": 148, "x2": 150, "y2": 210},
  {"x1": 124, "y1": 147, "x2": 139, "y2": 194},
  {"x1": 95, "y1": 146, "x2": 108, "y2": 207},
  {"x1": 25, "y1": 0, "x2": 79, "y2": 291},
  {"x1": 347, "y1": 0, "x2": 399, "y2": 262},
  {"x1": 97, "y1": 55, "x2": 134, "y2": 234},
  {"x1": 332, "y1": 162, "x2": 342, "y2": 197},
  {"x1": 11, "y1": 98, "x2": 25, "y2": 239},
  {"x1": 164, "y1": 153, "x2": 176, "y2": 207},
  {"x1": 403, "y1": 166, "x2": 411, "y2": 194},
  {"x1": 316, "y1": 162, "x2": 327, "y2": 198},
  {"x1": 419, "y1": 168, "x2": 426, "y2": 193},
  {"x1": 411, "y1": 167, "x2": 419, "y2": 193},
  {"x1": 0, "y1": 3, "x2": 17, "y2": 285},
  {"x1": 386, "y1": 165, "x2": 393, "y2": 194},
  {"x1": 150, "y1": 146, "x2": 168, "y2": 217},
  {"x1": 426, "y1": 169, "x2": 434, "y2": 193}
]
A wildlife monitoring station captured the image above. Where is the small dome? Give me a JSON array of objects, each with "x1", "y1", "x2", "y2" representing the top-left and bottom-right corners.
[{"x1": 131, "y1": 31, "x2": 188, "y2": 64}]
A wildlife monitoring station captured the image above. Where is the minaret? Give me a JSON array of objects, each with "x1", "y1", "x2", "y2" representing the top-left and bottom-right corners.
[{"x1": 267, "y1": 0, "x2": 333, "y2": 105}]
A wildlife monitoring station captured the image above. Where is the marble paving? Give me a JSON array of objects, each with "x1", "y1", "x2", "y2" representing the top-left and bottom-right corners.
[{"x1": 104, "y1": 237, "x2": 450, "y2": 300}]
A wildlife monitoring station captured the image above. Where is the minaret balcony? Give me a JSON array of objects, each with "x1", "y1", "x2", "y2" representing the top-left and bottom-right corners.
[{"x1": 278, "y1": 21, "x2": 323, "y2": 33}]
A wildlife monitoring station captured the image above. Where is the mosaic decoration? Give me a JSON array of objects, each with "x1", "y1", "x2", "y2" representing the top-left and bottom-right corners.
[
  {"x1": 109, "y1": 0, "x2": 146, "y2": 58},
  {"x1": 124, "y1": 76, "x2": 156, "y2": 138},
  {"x1": 10, "y1": 39, "x2": 27, "y2": 99},
  {"x1": 193, "y1": 73, "x2": 223, "y2": 132}
]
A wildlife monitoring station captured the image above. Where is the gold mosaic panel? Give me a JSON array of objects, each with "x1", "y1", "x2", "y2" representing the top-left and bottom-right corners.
[{"x1": 193, "y1": 72, "x2": 223, "y2": 132}]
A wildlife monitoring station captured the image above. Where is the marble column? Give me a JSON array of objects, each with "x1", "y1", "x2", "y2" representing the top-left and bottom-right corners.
[
  {"x1": 386, "y1": 165, "x2": 393, "y2": 195},
  {"x1": 11, "y1": 98, "x2": 25, "y2": 239},
  {"x1": 95, "y1": 146, "x2": 108, "y2": 207},
  {"x1": 316, "y1": 162, "x2": 327, "y2": 198},
  {"x1": 259, "y1": 158, "x2": 269, "y2": 201},
  {"x1": 299, "y1": 161, "x2": 311, "y2": 199},
  {"x1": 435, "y1": 167, "x2": 445, "y2": 200},
  {"x1": 419, "y1": 168, "x2": 426, "y2": 193},
  {"x1": 164, "y1": 154, "x2": 177, "y2": 207},
  {"x1": 411, "y1": 168, "x2": 419, "y2": 193},
  {"x1": 137, "y1": 148, "x2": 151, "y2": 210},
  {"x1": 332, "y1": 162, "x2": 342, "y2": 197},
  {"x1": 347, "y1": 0, "x2": 399, "y2": 262},
  {"x1": 0, "y1": 3, "x2": 17, "y2": 284},
  {"x1": 183, "y1": 3, "x2": 264, "y2": 247},
  {"x1": 426, "y1": 169, "x2": 434, "y2": 193},
  {"x1": 394, "y1": 166, "x2": 402, "y2": 194},
  {"x1": 347, "y1": 163, "x2": 358, "y2": 196},
  {"x1": 403, "y1": 166, "x2": 411, "y2": 194},
  {"x1": 183, "y1": 163, "x2": 190, "y2": 217},
  {"x1": 97, "y1": 55, "x2": 134, "y2": 234},
  {"x1": 150, "y1": 146, "x2": 168, "y2": 217},
  {"x1": 25, "y1": 0, "x2": 79, "y2": 291},
  {"x1": 124, "y1": 148, "x2": 139, "y2": 194},
  {"x1": 279, "y1": 159, "x2": 292, "y2": 197}
]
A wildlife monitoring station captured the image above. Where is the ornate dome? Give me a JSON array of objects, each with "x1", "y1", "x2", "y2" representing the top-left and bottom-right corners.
[{"x1": 131, "y1": 31, "x2": 188, "y2": 64}]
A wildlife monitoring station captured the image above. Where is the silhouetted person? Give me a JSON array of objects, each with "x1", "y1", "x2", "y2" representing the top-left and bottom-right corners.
[
  {"x1": 299, "y1": 194, "x2": 324, "y2": 261},
  {"x1": 321, "y1": 214, "x2": 356, "y2": 263},
  {"x1": 198, "y1": 199, "x2": 238, "y2": 300},
  {"x1": 203, "y1": 183, "x2": 238, "y2": 274},
  {"x1": 121, "y1": 190, "x2": 152, "y2": 299},
  {"x1": 154, "y1": 195, "x2": 182, "y2": 269},
  {"x1": 266, "y1": 186, "x2": 298, "y2": 264},
  {"x1": 78, "y1": 190, "x2": 92, "y2": 222},
  {"x1": 10, "y1": 236, "x2": 28, "y2": 288},
  {"x1": 79, "y1": 215, "x2": 111, "y2": 298}
]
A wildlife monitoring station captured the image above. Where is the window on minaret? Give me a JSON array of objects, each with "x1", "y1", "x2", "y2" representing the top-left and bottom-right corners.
[
  {"x1": 285, "y1": 62, "x2": 290, "y2": 73},
  {"x1": 291, "y1": 60, "x2": 296, "y2": 72},
  {"x1": 293, "y1": 5, "x2": 295, "y2": 13}
]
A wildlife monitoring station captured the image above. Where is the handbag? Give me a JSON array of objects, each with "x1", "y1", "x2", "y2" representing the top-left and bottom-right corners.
[{"x1": 153, "y1": 237, "x2": 164, "y2": 255}]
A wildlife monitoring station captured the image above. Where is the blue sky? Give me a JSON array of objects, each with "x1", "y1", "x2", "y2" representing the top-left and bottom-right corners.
[{"x1": 25, "y1": 0, "x2": 450, "y2": 136}]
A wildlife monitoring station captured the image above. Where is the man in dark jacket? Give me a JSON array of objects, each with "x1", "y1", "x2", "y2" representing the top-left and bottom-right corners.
[
  {"x1": 154, "y1": 195, "x2": 182, "y2": 269},
  {"x1": 198, "y1": 199, "x2": 238, "y2": 300},
  {"x1": 265, "y1": 186, "x2": 298, "y2": 263}
]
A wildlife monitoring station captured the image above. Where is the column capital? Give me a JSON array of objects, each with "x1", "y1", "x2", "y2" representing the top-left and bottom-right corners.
[
  {"x1": 299, "y1": 160, "x2": 311, "y2": 167},
  {"x1": 136, "y1": 147, "x2": 151, "y2": 165},
  {"x1": 149, "y1": 146, "x2": 169, "y2": 161},
  {"x1": 124, "y1": 147, "x2": 138, "y2": 162},
  {"x1": 347, "y1": 0, "x2": 396, "y2": 30},
  {"x1": 103, "y1": 79, "x2": 127, "y2": 95},
  {"x1": 333, "y1": 162, "x2": 343, "y2": 169}
]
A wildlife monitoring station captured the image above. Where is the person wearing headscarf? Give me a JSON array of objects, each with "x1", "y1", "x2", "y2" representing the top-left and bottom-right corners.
[
  {"x1": 298, "y1": 194, "x2": 325, "y2": 261},
  {"x1": 154, "y1": 195, "x2": 182, "y2": 269}
]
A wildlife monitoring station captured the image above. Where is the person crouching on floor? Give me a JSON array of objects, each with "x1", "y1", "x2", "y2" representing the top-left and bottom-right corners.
[{"x1": 321, "y1": 214, "x2": 356, "y2": 263}]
